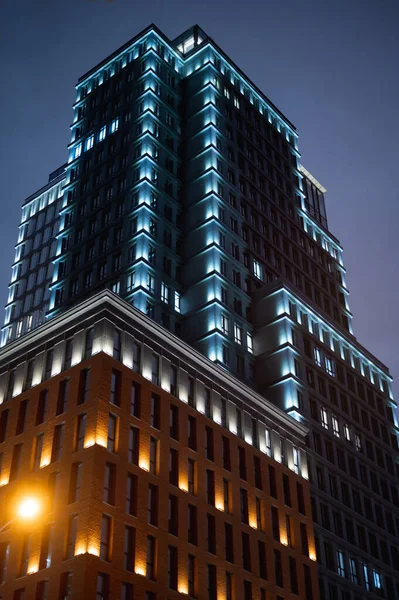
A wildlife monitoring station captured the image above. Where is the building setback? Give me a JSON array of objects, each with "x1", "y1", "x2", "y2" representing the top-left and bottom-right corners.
[
  {"x1": 1, "y1": 22, "x2": 399, "y2": 600},
  {"x1": 0, "y1": 291, "x2": 317, "y2": 599}
]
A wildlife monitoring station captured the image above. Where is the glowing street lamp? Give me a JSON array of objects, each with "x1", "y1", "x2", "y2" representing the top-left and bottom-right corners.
[
  {"x1": 0, "y1": 491, "x2": 46, "y2": 534},
  {"x1": 17, "y1": 496, "x2": 42, "y2": 521}
]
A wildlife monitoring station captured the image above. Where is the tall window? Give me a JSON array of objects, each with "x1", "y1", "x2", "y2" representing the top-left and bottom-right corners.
[
  {"x1": 126, "y1": 474, "x2": 137, "y2": 516},
  {"x1": 75, "y1": 414, "x2": 86, "y2": 451},
  {"x1": 146, "y1": 536, "x2": 156, "y2": 581},
  {"x1": 123, "y1": 526, "x2": 135, "y2": 572},
  {"x1": 130, "y1": 383, "x2": 141, "y2": 417},
  {"x1": 19, "y1": 535, "x2": 31, "y2": 577},
  {"x1": 33, "y1": 433, "x2": 44, "y2": 470},
  {"x1": 16, "y1": 400, "x2": 28, "y2": 435},
  {"x1": 103, "y1": 463, "x2": 116, "y2": 505},
  {"x1": 36, "y1": 390, "x2": 48, "y2": 425},
  {"x1": 168, "y1": 545, "x2": 178, "y2": 590},
  {"x1": 128, "y1": 427, "x2": 139, "y2": 465},
  {"x1": 149, "y1": 437, "x2": 158, "y2": 475},
  {"x1": 68, "y1": 462, "x2": 82, "y2": 504},
  {"x1": 65, "y1": 515, "x2": 77, "y2": 560},
  {"x1": 188, "y1": 554, "x2": 196, "y2": 597},
  {"x1": 150, "y1": 393, "x2": 160, "y2": 428},
  {"x1": 107, "y1": 415, "x2": 118, "y2": 453},
  {"x1": 110, "y1": 370, "x2": 121, "y2": 406},
  {"x1": 100, "y1": 515, "x2": 112, "y2": 561},
  {"x1": 39, "y1": 523, "x2": 54, "y2": 569},
  {"x1": 77, "y1": 369, "x2": 90, "y2": 405},
  {"x1": 51, "y1": 425, "x2": 64, "y2": 463},
  {"x1": 161, "y1": 282, "x2": 169, "y2": 303},
  {"x1": 188, "y1": 504, "x2": 197, "y2": 545},
  {"x1": 56, "y1": 380, "x2": 69, "y2": 415},
  {"x1": 148, "y1": 485, "x2": 158, "y2": 526},
  {"x1": 96, "y1": 573, "x2": 109, "y2": 600}
]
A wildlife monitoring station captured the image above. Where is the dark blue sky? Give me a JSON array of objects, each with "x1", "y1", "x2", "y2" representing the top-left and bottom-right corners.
[{"x1": 1, "y1": 0, "x2": 398, "y2": 392}]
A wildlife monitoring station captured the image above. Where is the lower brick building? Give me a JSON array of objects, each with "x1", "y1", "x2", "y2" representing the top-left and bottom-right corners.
[{"x1": 0, "y1": 290, "x2": 318, "y2": 600}]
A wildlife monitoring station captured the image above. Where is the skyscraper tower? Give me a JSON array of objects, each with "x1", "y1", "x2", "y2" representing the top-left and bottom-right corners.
[{"x1": 2, "y1": 23, "x2": 398, "y2": 600}]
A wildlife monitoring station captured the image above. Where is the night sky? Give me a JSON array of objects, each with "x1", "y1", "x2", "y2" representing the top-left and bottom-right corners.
[{"x1": 1, "y1": 0, "x2": 398, "y2": 394}]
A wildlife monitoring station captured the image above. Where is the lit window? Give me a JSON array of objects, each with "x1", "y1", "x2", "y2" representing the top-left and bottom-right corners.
[
  {"x1": 174, "y1": 291, "x2": 181, "y2": 313},
  {"x1": 332, "y1": 416, "x2": 340, "y2": 437},
  {"x1": 99, "y1": 126, "x2": 106, "y2": 142},
  {"x1": 321, "y1": 407, "x2": 328, "y2": 429},
  {"x1": 147, "y1": 274, "x2": 155, "y2": 293},
  {"x1": 85, "y1": 135, "x2": 94, "y2": 151},
  {"x1": 161, "y1": 282, "x2": 169, "y2": 304},
  {"x1": 234, "y1": 323, "x2": 242, "y2": 344},
  {"x1": 110, "y1": 118, "x2": 119, "y2": 134},
  {"x1": 126, "y1": 272, "x2": 135, "y2": 292},
  {"x1": 111, "y1": 281, "x2": 120, "y2": 294},
  {"x1": 253, "y1": 260, "x2": 262, "y2": 280},
  {"x1": 354, "y1": 433, "x2": 361, "y2": 451},
  {"x1": 221, "y1": 315, "x2": 229, "y2": 335},
  {"x1": 337, "y1": 550, "x2": 345, "y2": 577},
  {"x1": 349, "y1": 558, "x2": 358, "y2": 584},
  {"x1": 292, "y1": 447, "x2": 300, "y2": 475},
  {"x1": 314, "y1": 347, "x2": 322, "y2": 367},
  {"x1": 325, "y1": 356, "x2": 335, "y2": 376},
  {"x1": 373, "y1": 570, "x2": 383, "y2": 590},
  {"x1": 234, "y1": 96, "x2": 240, "y2": 109},
  {"x1": 246, "y1": 333, "x2": 253, "y2": 354},
  {"x1": 74, "y1": 143, "x2": 82, "y2": 159},
  {"x1": 343, "y1": 424, "x2": 350, "y2": 441},
  {"x1": 362, "y1": 564, "x2": 370, "y2": 591},
  {"x1": 223, "y1": 87, "x2": 230, "y2": 99}
]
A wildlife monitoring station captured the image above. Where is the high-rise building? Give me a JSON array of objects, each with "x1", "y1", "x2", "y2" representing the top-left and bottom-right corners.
[
  {"x1": 1, "y1": 22, "x2": 399, "y2": 600},
  {"x1": 0, "y1": 291, "x2": 317, "y2": 599}
]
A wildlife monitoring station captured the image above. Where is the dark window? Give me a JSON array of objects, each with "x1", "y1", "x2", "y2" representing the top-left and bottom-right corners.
[
  {"x1": 100, "y1": 515, "x2": 111, "y2": 561},
  {"x1": 16, "y1": 400, "x2": 28, "y2": 435},
  {"x1": 170, "y1": 404, "x2": 179, "y2": 440},
  {"x1": 110, "y1": 370, "x2": 121, "y2": 406},
  {"x1": 168, "y1": 494, "x2": 178, "y2": 536},
  {"x1": 168, "y1": 546, "x2": 178, "y2": 590},
  {"x1": 207, "y1": 514, "x2": 216, "y2": 554},
  {"x1": 271, "y1": 506, "x2": 280, "y2": 541},
  {"x1": 188, "y1": 504, "x2": 197, "y2": 545},
  {"x1": 254, "y1": 456, "x2": 262, "y2": 489},
  {"x1": 103, "y1": 463, "x2": 116, "y2": 505},
  {"x1": 274, "y1": 549, "x2": 283, "y2": 587},
  {"x1": 130, "y1": 383, "x2": 141, "y2": 417},
  {"x1": 36, "y1": 390, "x2": 48, "y2": 425},
  {"x1": 282, "y1": 474, "x2": 291, "y2": 506},
  {"x1": 96, "y1": 573, "x2": 109, "y2": 600},
  {"x1": 68, "y1": 462, "x2": 82, "y2": 504},
  {"x1": 188, "y1": 416, "x2": 197, "y2": 450},
  {"x1": 225, "y1": 523, "x2": 234, "y2": 563},
  {"x1": 51, "y1": 425, "x2": 64, "y2": 463},
  {"x1": 126, "y1": 474, "x2": 137, "y2": 516},
  {"x1": 169, "y1": 449, "x2": 178, "y2": 486},
  {"x1": 124, "y1": 526, "x2": 135, "y2": 572},
  {"x1": 258, "y1": 540, "x2": 267, "y2": 579},
  {"x1": 56, "y1": 380, "x2": 69, "y2": 415},
  {"x1": 238, "y1": 447, "x2": 247, "y2": 480},
  {"x1": 206, "y1": 427, "x2": 214, "y2": 461},
  {"x1": 148, "y1": 484, "x2": 158, "y2": 526},
  {"x1": 207, "y1": 564, "x2": 217, "y2": 600},
  {"x1": 77, "y1": 369, "x2": 90, "y2": 405},
  {"x1": 269, "y1": 465, "x2": 277, "y2": 498},
  {"x1": 289, "y1": 557, "x2": 298, "y2": 594},
  {"x1": 150, "y1": 393, "x2": 160, "y2": 429},
  {"x1": 240, "y1": 488, "x2": 249, "y2": 524},
  {"x1": 222, "y1": 436, "x2": 231, "y2": 470},
  {"x1": 0, "y1": 410, "x2": 9, "y2": 443}
]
